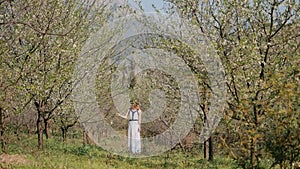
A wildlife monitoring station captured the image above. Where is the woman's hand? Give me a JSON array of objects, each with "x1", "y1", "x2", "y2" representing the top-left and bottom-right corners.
[
  {"x1": 117, "y1": 113, "x2": 126, "y2": 119},
  {"x1": 118, "y1": 110, "x2": 129, "y2": 119},
  {"x1": 138, "y1": 127, "x2": 141, "y2": 132}
]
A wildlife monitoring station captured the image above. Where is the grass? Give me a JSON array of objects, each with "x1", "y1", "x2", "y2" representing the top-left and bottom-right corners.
[{"x1": 0, "y1": 134, "x2": 240, "y2": 169}]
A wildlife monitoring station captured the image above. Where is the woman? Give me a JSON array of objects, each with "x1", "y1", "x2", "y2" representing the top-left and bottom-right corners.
[{"x1": 118, "y1": 100, "x2": 142, "y2": 154}]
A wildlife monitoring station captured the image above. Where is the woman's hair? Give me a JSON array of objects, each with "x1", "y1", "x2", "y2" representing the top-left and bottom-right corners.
[{"x1": 131, "y1": 100, "x2": 140, "y2": 109}]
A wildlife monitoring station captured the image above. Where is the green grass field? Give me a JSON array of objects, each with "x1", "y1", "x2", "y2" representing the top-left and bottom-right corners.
[{"x1": 0, "y1": 134, "x2": 242, "y2": 169}]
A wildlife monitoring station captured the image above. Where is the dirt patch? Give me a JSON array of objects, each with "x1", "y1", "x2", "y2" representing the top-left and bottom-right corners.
[{"x1": 0, "y1": 154, "x2": 28, "y2": 165}]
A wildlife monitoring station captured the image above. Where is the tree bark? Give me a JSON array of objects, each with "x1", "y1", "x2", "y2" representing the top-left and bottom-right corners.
[
  {"x1": 203, "y1": 101, "x2": 213, "y2": 161},
  {"x1": 37, "y1": 112, "x2": 44, "y2": 150},
  {"x1": 204, "y1": 137, "x2": 213, "y2": 161},
  {"x1": 0, "y1": 108, "x2": 7, "y2": 154},
  {"x1": 61, "y1": 127, "x2": 67, "y2": 142},
  {"x1": 44, "y1": 119, "x2": 50, "y2": 139},
  {"x1": 250, "y1": 138, "x2": 256, "y2": 168},
  {"x1": 208, "y1": 136, "x2": 213, "y2": 161},
  {"x1": 60, "y1": 120, "x2": 77, "y2": 142},
  {"x1": 204, "y1": 140, "x2": 209, "y2": 159},
  {"x1": 83, "y1": 130, "x2": 90, "y2": 145},
  {"x1": 83, "y1": 130, "x2": 87, "y2": 145}
]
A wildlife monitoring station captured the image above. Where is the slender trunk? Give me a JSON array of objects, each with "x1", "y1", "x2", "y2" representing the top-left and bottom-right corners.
[
  {"x1": 250, "y1": 138, "x2": 256, "y2": 168},
  {"x1": 37, "y1": 112, "x2": 44, "y2": 150},
  {"x1": 0, "y1": 108, "x2": 7, "y2": 154},
  {"x1": 61, "y1": 120, "x2": 77, "y2": 142},
  {"x1": 203, "y1": 101, "x2": 213, "y2": 161},
  {"x1": 83, "y1": 130, "x2": 88, "y2": 145},
  {"x1": 61, "y1": 127, "x2": 67, "y2": 142},
  {"x1": 26, "y1": 124, "x2": 30, "y2": 134},
  {"x1": 83, "y1": 130, "x2": 91, "y2": 145},
  {"x1": 208, "y1": 136, "x2": 213, "y2": 161},
  {"x1": 252, "y1": 104, "x2": 259, "y2": 168},
  {"x1": 44, "y1": 119, "x2": 50, "y2": 139},
  {"x1": 63, "y1": 128, "x2": 67, "y2": 142},
  {"x1": 204, "y1": 140, "x2": 209, "y2": 159}
]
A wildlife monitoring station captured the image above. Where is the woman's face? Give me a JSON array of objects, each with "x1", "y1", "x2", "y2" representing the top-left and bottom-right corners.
[{"x1": 132, "y1": 103, "x2": 139, "y2": 109}]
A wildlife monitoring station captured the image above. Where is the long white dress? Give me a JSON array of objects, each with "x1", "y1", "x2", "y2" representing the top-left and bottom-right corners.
[{"x1": 128, "y1": 108, "x2": 141, "y2": 153}]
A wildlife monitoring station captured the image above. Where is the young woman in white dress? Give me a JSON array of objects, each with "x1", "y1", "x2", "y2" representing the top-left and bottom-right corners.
[{"x1": 118, "y1": 100, "x2": 142, "y2": 154}]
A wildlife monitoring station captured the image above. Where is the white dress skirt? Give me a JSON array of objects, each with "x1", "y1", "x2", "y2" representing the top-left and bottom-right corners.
[{"x1": 128, "y1": 109, "x2": 141, "y2": 153}]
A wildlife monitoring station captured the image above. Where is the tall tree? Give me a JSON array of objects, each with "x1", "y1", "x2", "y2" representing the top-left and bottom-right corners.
[
  {"x1": 164, "y1": 0, "x2": 300, "y2": 167},
  {"x1": 1, "y1": 0, "x2": 109, "y2": 150}
]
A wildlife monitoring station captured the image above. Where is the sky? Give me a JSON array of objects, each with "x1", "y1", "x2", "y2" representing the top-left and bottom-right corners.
[{"x1": 127, "y1": 0, "x2": 166, "y2": 12}]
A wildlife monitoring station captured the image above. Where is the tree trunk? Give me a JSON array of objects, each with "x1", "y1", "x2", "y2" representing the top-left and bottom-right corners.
[
  {"x1": 44, "y1": 119, "x2": 50, "y2": 139},
  {"x1": 208, "y1": 136, "x2": 213, "y2": 161},
  {"x1": 61, "y1": 120, "x2": 77, "y2": 142},
  {"x1": 250, "y1": 138, "x2": 256, "y2": 168},
  {"x1": 203, "y1": 101, "x2": 213, "y2": 161},
  {"x1": 83, "y1": 130, "x2": 90, "y2": 145},
  {"x1": 0, "y1": 108, "x2": 7, "y2": 154},
  {"x1": 203, "y1": 137, "x2": 213, "y2": 161},
  {"x1": 37, "y1": 112, "x2": 44, "y2": 150},
  {"x1": 61, "y1": 127, "x2": 67, "y2": 142},
  {"x1": 204, "y1": 140, "x2": 209, "y2": 159}
]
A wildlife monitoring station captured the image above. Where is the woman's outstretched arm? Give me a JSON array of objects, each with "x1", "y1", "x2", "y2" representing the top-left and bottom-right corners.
[{"x1": 117, "y1": 109, "x2": 129, "y2": 119}]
